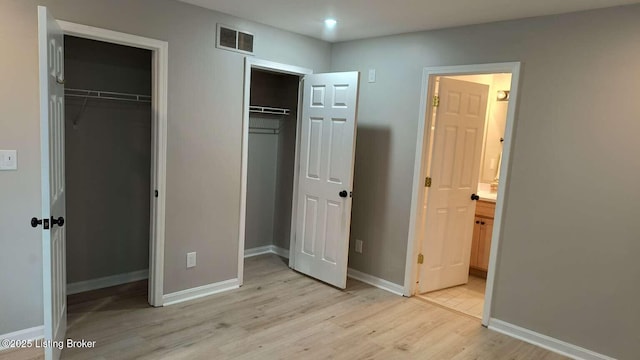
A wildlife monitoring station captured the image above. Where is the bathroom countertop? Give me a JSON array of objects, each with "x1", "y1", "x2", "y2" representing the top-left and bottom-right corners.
[{"x1": 477, "y1": 190, "x2": 497, "y2": 202}]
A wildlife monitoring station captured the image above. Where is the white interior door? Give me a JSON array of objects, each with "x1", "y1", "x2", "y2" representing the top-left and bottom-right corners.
[
  {"x1": 38, "y1": 6, "x2": 66, "y2": 360},
  {"x1": 419, "y1": 77, "x2": 489, "y2": 293},
  {"x1": 293, "y1": 72, "x2": 359, "y2": 289}
]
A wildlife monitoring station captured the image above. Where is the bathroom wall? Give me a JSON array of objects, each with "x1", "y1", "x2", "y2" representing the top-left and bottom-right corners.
[
  {"x1": 445, "y1": 74, "x2": 512, "y2": 184},
  {"x1": 481, "y1": 74, "x2": 511, "y2": 183}
]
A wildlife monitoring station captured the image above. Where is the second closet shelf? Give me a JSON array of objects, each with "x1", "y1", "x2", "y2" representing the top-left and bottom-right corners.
[
  {"x1": 65, "y1": 88, "x2": 152, "y2": 103},
  {"x1": 249, "y1": 105, "x2": 290, "y2": 116}
]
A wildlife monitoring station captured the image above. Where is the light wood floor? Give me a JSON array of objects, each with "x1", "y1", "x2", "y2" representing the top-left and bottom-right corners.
[
  {"x1": 418, "y1": 275, "x2": 486, "y2": 319},
  {"x1": 1, "y1": 254, "x2": 566, "y2": 360}
]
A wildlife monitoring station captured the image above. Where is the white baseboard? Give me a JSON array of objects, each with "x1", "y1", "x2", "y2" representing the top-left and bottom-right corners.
[
  {"x1": 163, "y1": 278, "x2": 240, "y2": 306},
  {"x1": 0, "y1": 326, "x2": 44, "y2": 350},
  {"x1": 244, "y1": 245, "x2": 289, "y2": 259},
  {"x1": 67, "y1": 269, "x2": 149, "y2": 295},
  {"x1": 244, "y1": 245, "x2": 274, "y2": 258},
  {"x1": 489, "y1": 319, "x2": 615, "y2": 360},
  {"x1": 271, "y1": 245, "x2": 289, "y2": 259},
  {"x1": 162, "y1": 246, "x2": 288, "y2": 306},
  {"x1": 347, "y1": 268, "x2": 404, "y2": 296}
]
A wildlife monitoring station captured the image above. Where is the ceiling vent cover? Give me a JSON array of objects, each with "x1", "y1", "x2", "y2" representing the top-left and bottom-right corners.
[{"x1": 217, "y1": 24, "x2": 254, "y2": 55}]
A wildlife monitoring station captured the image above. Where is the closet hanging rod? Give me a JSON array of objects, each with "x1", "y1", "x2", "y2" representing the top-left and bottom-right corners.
[
  {"x1": 249, "y1": 128, "x2": 279, "y2": 135},
  {"x1": 249, "y1": 105, "x2": 290, "y2": 116},
  {"x1": 65, "y1": 88, "x2": 152, "y2": 103}
]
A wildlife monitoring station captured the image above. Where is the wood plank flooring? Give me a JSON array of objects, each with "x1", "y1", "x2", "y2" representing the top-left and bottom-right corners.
[{"x1": 1, "y1": 254, "x2": 567, "y2": 359}]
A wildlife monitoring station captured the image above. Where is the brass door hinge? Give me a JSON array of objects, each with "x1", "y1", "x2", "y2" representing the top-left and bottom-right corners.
[
  {"x1": 425, "y1": 177, "x2": 432, "y2": 187},
  {"x1": 432, "y1": 95, "x2": 440, "y2": 107},
  {"x1": 417, "y1": 253, "x2": 424, "y2": 264}
]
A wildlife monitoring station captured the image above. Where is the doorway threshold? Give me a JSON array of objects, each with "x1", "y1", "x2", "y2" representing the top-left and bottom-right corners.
[{"x1": 416, "y1": 275, "x2": 486, "y2": 319}]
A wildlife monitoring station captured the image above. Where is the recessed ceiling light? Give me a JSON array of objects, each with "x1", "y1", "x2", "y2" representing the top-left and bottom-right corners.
[{"x1": 324, "y1": 19, "x2": 337, "y2": 28}]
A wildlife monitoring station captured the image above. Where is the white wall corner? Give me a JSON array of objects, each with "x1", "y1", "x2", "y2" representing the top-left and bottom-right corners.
[
  {"x1": 243, "y1": 245, "x2": 274, "y2": 258},
  {"x1": 271, "y1": 246, "x2": 289, "y2": 259},
  {"x1": 488, "y1": 319, "x2": 616, "y2": 360},
  {"x1": 347, "y1": 268, "x2": 405, "y2": 296},
  {"x1": 0, "y1": 326, "x2": 44, "y2": 350},
  {"x1": 162, "y1": 278, "x2": 240, "y2": 306},
  {"x1": 244, "y1": 245, "x2": 289, "y2": 259}
]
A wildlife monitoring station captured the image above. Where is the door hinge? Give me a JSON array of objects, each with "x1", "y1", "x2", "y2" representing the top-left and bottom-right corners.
[
  {"x1": 432, "y1": 95, "x2": 440, "y2": 107},
  {"x1": 417, "y1": 253, "x2": 424, "y2": 264},
  {"x1": 425, "y1": 177, "x2": 432, "y2": 188}
]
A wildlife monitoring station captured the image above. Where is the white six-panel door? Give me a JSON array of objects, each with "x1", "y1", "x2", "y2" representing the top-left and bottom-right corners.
[
  {"x1": 419, "y1": 77, "x2": 489, "y2": 293},
  {"x1": 38, "y1": 6, "x2": 66, "y2": 360},
  {"x1": 293, "y1": 72, "x2": 359, "y2": 289}
]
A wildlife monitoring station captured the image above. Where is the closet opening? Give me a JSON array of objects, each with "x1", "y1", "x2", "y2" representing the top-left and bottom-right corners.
[
  {"x1": 242, "y1": 67, "x2": 301, "y2": 275},
  {"x1": 64, "y1": 35, "x2": 153, "y2": 303}
]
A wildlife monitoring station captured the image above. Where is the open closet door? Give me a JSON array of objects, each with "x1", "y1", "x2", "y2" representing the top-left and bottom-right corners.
[
  {"x1": 293, "y1": 72, "x2": 359, "y2": 289},
  {"x1": 37, "y1": 6, "x2": 66, "y2": 360}
]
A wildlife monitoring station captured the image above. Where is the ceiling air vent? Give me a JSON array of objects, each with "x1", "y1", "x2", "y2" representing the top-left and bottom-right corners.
[{"x1": 217, "y1": 24, "x2": 254, "y2": 55}]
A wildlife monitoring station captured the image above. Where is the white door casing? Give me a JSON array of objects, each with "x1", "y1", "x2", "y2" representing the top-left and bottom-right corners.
[
  {"x1": 293, "y1": 72, "x2": 359, "y2": 289},
  {"x1": 239, "y1": 58, "x2": 312, "y2": 285},
  {"x1": 38, "y1": 6, "x2": 66, "y2": 360},
  {"x1": 57, "y1": 20, "x2": 168, "y2": 307},
  {"x1": 420, "y1": 77, "x2": 489, "y2": 293}
]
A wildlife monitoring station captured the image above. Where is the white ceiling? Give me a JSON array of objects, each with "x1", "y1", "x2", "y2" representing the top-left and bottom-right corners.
[{"x1": 178, "y1": 0, "x2": 639, "y2": 42}]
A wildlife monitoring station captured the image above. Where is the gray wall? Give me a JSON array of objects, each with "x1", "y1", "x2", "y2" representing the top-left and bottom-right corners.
[
  {"x1": 0, "y1": 1, "x2": 43, "y2": 335},
  {"x1": 331, "y1": 5, "x2": 640, "y2": 359},
  {"x1": 0, "y1": 0, "x2": 330, "y2": 335},
  {"x1": 271, "y1": 74, "x2": 299, "y2": 250},
  {"x1": 65, "y1": 36, "x2": 151, "y2": 284},
  {"x1": 245, "y1": 131, "x2": 278, "y2": 249},
  {"x1": 64, "y1": 36, "x2": 152, "y2": 95}
]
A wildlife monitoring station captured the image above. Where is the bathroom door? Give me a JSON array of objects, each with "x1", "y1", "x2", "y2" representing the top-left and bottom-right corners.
[{"x1": 419, "y1": 77, "x2": 489, "y2": 293}]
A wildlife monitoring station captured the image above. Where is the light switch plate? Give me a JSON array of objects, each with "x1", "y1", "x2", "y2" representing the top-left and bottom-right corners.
[
  {"x1": 0, "y1": 150, "x2": 17, "y2": 170},
  {"x1": 187, "y1": 252, "x2": 197, "y2": 268},
  {"x1": 355, "y1": 239, "x2": 363, "y2": 254},
  {"x1": 368, "y1": 69, "x2": 376, "y2": 83}
]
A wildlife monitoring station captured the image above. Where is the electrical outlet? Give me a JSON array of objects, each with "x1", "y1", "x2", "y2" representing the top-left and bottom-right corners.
[
  {"x1": 187, "y1": 252, "x2": 196, "y2": 268},
  {"x1": 355, "y1": 239, "x2": 363, "y2": 254},
  {"x1": 0, "y1": 150, "x2": 17, "y2": 170}
]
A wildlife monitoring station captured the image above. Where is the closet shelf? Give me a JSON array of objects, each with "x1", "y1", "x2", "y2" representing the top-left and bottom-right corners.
[
  {"x1": 249, "y1": 105, "x2": 290, "y2": 116},
  {"x1": 65, "y1": 88, "x2": 151, "y2": 103},
  {"x1": 249, "y1": 116, "x2": 282, "y2": 135}
]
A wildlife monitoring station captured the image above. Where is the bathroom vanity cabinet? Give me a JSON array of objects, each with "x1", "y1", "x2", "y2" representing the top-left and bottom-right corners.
[{"x1": 470, "y1": 200, "x2": 495, "y2": 276}]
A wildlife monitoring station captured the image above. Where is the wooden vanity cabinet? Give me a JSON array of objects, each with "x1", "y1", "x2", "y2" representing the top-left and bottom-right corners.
[{"x1": 470, "y1": 200, "x2": 495, "y2": 277}]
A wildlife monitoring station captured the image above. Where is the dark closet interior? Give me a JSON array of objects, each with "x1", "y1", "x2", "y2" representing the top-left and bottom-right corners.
[
  {"x1": 245, "y1": 69, "x2": 300, "y2": 255},
  {"x1": 64, "y1": 35, "x2": 152, "y2": 294}
]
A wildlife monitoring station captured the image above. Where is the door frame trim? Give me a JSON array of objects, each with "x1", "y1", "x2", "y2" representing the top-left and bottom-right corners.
[
  {"x1": 404, "y1": 62, "x2": 522, "y2": 326},
  {"x1": 238, "y1": 58, "x2": 312, "y2": 285},
  {"x1": 58, "y1": 20, "x2": 168, "y2": 307}
]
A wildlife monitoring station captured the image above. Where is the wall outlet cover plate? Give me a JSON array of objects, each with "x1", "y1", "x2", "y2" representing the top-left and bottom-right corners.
[{"x1": 0, "y1": 150, "x2": 17, "y2": 170}]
